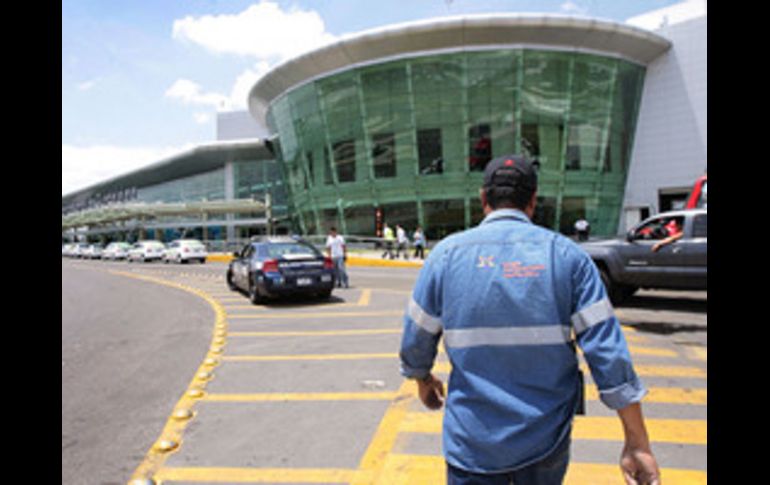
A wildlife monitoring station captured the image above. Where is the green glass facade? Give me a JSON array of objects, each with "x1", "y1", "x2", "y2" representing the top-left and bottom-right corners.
[{"x1": 266, "y1": 49, "x2": 645, "y2": 239}]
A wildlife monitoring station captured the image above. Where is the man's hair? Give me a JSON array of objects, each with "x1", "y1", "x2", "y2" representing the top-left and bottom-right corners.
[
  {"x1": 330, "y1": 227, "x2": 337, "y2": 232},
  {"x1": 485, "y1": 182, "x2": 535, "y2": 210}
]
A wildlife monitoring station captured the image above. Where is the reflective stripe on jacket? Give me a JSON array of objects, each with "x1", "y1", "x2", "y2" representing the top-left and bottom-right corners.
[{"x1": 399, "y1": 208, "x2": 646, "y2": 473}]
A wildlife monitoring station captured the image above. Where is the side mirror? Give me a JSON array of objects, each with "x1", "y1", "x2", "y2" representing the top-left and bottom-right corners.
[
  {"x1": 626, "y1": 231, "x2": 636, "y2": 242},
  {"x1": 232, "y1": 251, "x2": 240, "y2": 258}
]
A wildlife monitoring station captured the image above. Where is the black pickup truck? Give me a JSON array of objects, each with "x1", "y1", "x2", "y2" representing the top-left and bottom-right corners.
[{"x1": 580, "y1": 209, "x2": 707, "y2": 304}]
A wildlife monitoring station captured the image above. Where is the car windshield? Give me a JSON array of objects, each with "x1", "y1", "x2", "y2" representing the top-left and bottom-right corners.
[{"x1": 264, "y1": 242, "x2": 320, "y2": 259}]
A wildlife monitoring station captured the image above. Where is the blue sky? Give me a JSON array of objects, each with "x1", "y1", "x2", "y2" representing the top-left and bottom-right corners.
[{"x1": 62, "y1": 0, "x2": 682, "y2": 195}]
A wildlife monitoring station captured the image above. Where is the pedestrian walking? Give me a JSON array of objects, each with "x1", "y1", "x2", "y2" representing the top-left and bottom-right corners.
[
  {"x1": 574, "y1": 217, "x2": 590, "y2": 241},
  {"x1": 325, "y1": 227, "x2": 348, "y2": 288},
  {"x1": 413, "y1": 226, "x2": 426, "y2": 260},
  {"x1": 396, "y1": 224, "x2": 409, "y2": 260},
  {"x1": 399, "y1": 154, "x2": 660, "y2": 485},
  {"x1": 381, "y1": 223, "x2": 395, "y2": 259}
]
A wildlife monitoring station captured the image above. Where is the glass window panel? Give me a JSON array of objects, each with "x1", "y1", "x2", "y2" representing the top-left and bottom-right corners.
[
  {"x1": 533, "y1": 196, "x2": 557, "y2": 230},
  {"x1": 417, "y1": 128, "x2": 443, "y2": 175},
  {"x1": 343, "y1": 205, "x2": 377, "y2": 236},
  {"x1": 333, "y1": 139, "x2": 356, "y2": 183},
  {"x1": 423, "y1": 199, "x2": 465, "y2": 240},
  {"x1": 372, "y1": 132, "x2": 396, "y2": 178},
  {"x1": 469, "y1": 124, "x2": 492, "y2": 172},
  {"x1": 379, "y1": 202, "x2": 418, "y2": 234}
]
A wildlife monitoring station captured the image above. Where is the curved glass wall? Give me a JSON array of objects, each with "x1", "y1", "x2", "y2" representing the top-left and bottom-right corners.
[{"x1": 266, "y1": 49, "x2": 645, "y2": 239}]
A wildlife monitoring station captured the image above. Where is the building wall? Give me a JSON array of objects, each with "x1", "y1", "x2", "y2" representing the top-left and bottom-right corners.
[
  {"x1": 623, "y1": 6, "x2": 706, "y2": 229},
  {"x1": 266, "y1": 48, "x2": 645, "y2": 239},
  {"x1": 216, "y1": 111, "x2": 269, "y2": 141}
]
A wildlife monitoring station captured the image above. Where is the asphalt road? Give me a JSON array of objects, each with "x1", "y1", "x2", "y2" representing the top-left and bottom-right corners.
[{"x1": 62, "y1": 258, "x2": 706, "y2": 485}]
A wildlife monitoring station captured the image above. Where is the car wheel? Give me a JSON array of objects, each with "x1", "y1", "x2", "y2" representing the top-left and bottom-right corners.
[
  {"x1": 248, "y1": 279, "x2": 264, "y2": 305},
  {"x1": 226, "y1": 270, "x2": 237, "y2": 291},
  {"x1": 599, "y1": 267, "x2": 634, "y2": 306}
]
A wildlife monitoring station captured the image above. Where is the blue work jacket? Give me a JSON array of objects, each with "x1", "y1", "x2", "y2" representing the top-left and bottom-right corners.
[{"x1": 399, "y1": 208, "x2": 646, "y2": 473}]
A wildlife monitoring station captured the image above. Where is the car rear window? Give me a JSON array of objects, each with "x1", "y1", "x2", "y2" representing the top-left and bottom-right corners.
[{"x1": 264, "y1": 242, "x2": 320, "y2": 259}]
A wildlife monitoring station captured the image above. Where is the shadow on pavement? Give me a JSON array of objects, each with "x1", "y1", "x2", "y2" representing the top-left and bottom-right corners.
[{"x1": 620, "y1": 294, "x2": 707, "y2": 314}]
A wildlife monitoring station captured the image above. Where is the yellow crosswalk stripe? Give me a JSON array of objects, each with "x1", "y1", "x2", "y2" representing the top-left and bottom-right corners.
[
  {"x1": 573, "y1": 416, "x2": 706, "y2": 444},
  {"x1": 400, "y1": 412, "x2": 707, "y2": 444},
  {"x1": 155, "y1": 466, "x2": 358, "y2": 483},
  {"x1": 433, "y1": 361, "x2": 706, "y2": 379},
  {"x1": 584, "y1": 386, "x2": 706, "y2": 405},
  {"x1": 375, "y1": 454, "x2": 707, "y2": 485}
]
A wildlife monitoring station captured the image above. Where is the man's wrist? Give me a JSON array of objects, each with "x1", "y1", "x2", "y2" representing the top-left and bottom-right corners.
[{"x1": 417, "y1": 373, "x2": 434, "y2": 384}]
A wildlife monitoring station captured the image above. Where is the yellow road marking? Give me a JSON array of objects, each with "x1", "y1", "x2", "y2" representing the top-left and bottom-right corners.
[
  {"x1": 565, "y1": 462, "x2": 706, "y2": 485},
  {"x1": 227, "y1": 310, "x2": 402, "y2": 319},
  {"x1": 400, "y1": 412, "x2": 706, "y2": 444},
  {"x1": 202, "y1": 391, "x2": 399, "y2": 402},
  {"x1": 685, "y1": 346, "x2": 707, "y2": 361},
  {"x1": 627, "y1": 345, "x2": 678, "y2": 357},
  {"x1": 229, "y1": 328, "x2": 402, "y2": 337},
  {"x1": 351, "y1": 380, "x2": 416, "y2": 485},
  {"x1": 579, "y1": 363, "x2": 706, "y2": 378},
  {"x1": 222, "y1": 352, "x2": 399, "y2": 362},
  {"x1": 155, "y1": 466, "x2": 359, "y2": 483},
  {"x1": 107, "y1": 270, "x2": 229, "y2": 484},
  {"x1": 573, "y1": 416, "x2": 707, "y2": 444},
  {"x1": 357, "y1": 288, "x2": 372, "y2": 306},
  {"x1": 434, "y1": 362, "x2": 704, "y2": 379},
  {"x1": 585, "y1": 386, "x2": 707, "y2": 405},
  {"x1": 375, "y1": 455, "x2": 707, "y2": 485}
]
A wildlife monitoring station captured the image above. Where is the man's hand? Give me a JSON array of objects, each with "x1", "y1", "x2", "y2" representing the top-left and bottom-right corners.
[
  {"x1": 620, "y1": 445, "x2": 661, "y2": 485},
  {"x1": 417, "y1": 374, "x2": 445, "y2": 410},
  {"x1": 617, "y1": 403, "x2": 661, "y2": 485}
]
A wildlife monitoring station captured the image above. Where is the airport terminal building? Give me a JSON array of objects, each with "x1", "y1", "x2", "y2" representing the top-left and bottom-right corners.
[{"x1": 62, "y1": 1, "x2": 706, "y2": 244}]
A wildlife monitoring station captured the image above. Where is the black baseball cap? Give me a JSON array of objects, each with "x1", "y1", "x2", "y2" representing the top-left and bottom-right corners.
[{"x1": 483, "y1": 154, "x2": 538, "y2": 191}]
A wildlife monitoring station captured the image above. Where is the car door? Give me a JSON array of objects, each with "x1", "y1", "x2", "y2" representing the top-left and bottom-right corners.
[
  {"x1": 677, "y1": 213, "x2": 707, "y2": 289},
  {"x1": 232, "y1": 244, "x2": 253, "y2": 289},
  {"x1": 621, "y1": 215, "x2": 686, "y2": 288}
]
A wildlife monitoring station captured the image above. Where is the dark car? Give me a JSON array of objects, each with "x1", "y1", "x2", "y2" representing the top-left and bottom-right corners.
[
  {"x1": 580, "y1": 209, "x2": 707, "y2": 304},
  {"x1": 226, "y1": 236, "x2": 336, "y2": 304}
]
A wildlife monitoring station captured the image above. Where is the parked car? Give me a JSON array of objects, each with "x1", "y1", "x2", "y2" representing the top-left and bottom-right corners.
[
  {"x1": 580, "y1": 209, "x2": 707, "y2": 304},
  {"x1": 163, "y1": 239, "x2": 208, "y2": 264},
  {"x1": 70, "y1": 242, "x2": 90, "y2": 258},
  {"x1": 102, "y1": 242, "x2": 132, "y2": 261},
  {"x1": 226, "y1": 236, "x2": 335, "y2": 304},
  {"x1": 127, "y1": 241, "x2": 166, "y2": 263},
  {"x1": 82, "y1": 244, "x2": 104, "y2": 259},
  {"x1": 62, "y1": 243, "x2": 76, "y2": 257}
]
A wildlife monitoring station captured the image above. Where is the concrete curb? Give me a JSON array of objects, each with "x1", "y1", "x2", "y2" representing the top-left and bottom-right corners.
[{"x1": 205, "y1": 253, "x2": 424, "y2": 268}]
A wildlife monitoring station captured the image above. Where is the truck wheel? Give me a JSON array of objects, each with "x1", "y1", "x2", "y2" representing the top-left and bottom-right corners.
[{"x1": 599, "y1": 268, "x2": 632, "y2": 306}]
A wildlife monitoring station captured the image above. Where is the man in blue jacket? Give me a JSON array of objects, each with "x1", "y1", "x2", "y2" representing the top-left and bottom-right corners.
[{"x1": 399, "y1": 154, "x2": 660, "y2": 485}]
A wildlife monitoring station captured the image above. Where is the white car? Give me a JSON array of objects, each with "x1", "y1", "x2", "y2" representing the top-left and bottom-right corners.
[
  {"x1": 127, "y1": 241, "x2": 166, "y2": 263},
  {"x1": 82, "y1": 244, "x2": 104, "y2": 259},
  {"x1": 102, "y1": 242, "x2": 132, "y2": 260},
  {"x1": 71, "y1": 243, "x2": 90, "y2": 258},
  {"x1": 163, "y1": 239, "x2": 208, "y2": 264}
]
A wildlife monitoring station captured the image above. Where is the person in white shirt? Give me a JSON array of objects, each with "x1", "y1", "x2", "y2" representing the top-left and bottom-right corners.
[
  {"x1": 574, "y1": 218, "x2": 590, "y2": 242},
  {"x1": 396, "y1": 224, "x2": 409, "y2": 260},
  {"x1": 325, "y1": 227, "x2": 349, "y2": 288}
]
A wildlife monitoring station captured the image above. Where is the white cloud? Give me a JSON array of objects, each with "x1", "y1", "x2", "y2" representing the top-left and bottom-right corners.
[
  {"x1": 77, "y1": 78, "x2": 99, "y2": 91},
  {"x1": 165, "y1": 78, "x2": 230, "y2": 110},
  {"x1": 193, "y1": 112, "x2": 211, "y2": 124},
  {"x1": 62, "y1": 143, "x2": 195, "y2": 196},
  {"x1": 229, "y1": 61, "x2": 272, "y2": 109},
  {"x1": 172, "y1": 1, "x2": 336, "y2": 62},
  {"x1": 560, "y1": 1, "x2": 588, "y2": 16}
]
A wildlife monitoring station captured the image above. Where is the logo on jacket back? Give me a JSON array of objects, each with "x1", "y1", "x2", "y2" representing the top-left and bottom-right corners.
[{"x1": 476, "y1": 255, "x2": 545, "y2": 278}]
